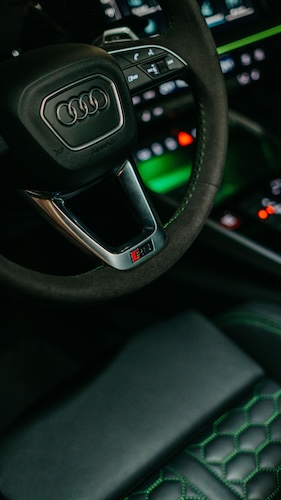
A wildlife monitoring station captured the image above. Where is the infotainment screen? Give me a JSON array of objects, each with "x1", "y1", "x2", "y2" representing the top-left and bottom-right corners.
[
  {"x1": 99, "y1": 0, "x2": 261, "y2": 37},
  {"x1": 100, "y1": 0, "x2": 167, "y2": 37},
  {"x1": 198, "y1": 0, "x2": 260, "y2": 30}
]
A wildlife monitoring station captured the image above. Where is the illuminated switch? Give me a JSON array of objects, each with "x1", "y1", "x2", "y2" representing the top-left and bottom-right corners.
[
  {"x1": 152, "y1": 106, "x2": 164, "y2": 117},
  {"x1": 254, "y1": 48, "x2": 266, "y2": 62},
  {"x1": 240, "y1": 53, "x2": 252, "y2": 66},
  {"x1": 270, "y1": 178, "x2": 281, "y2": 196},
  {"x1": 132, "y1": 95, "x2": 141, "y2": 106},
  {"x1": 159, "y1": 81, "x2": 176, "y2": 95},
  {"x1": 177, "y1": 131, "x2": 194, "y2": 147},
  {"x1": 220, "y1": 56, "x2": 235, "y2": 74},
  {"x1": 175, "y1": 79, "x2": 188, "y2": 88},
  {"x1": 104, "y1": 7, "x2": 116, "y2": 19},
  {"x1": 143, "y1": 89, "x2": 157, "y2": 100},
  {"x1": 251, "y1": 69, "x2": 261, "y2": 81},
  {"x1": 164, "y1": 137, "x2": 178, "y2": 151},
  {"x1": 237, "y1": 72, "x2": 251, "y2": 86},
  {"x1": 136, "y1": 148, "x2": 152, "y2": 161},
  {"x1": 128, "y1": 0, "x2": 143, "y2": 6},
  {"x1": 140, "y1": 110, "x2": 152, "y2": 122},
  {"x1": 219, "y1": 212, "x2": 241, "y2": 230},
  {"x1": 151, "y1": 142, "x2": 164, "y2": 156}
]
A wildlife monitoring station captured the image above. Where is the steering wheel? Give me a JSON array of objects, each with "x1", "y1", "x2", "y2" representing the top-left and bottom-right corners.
[{"x1": 0, "y1": 0, "x2": 228, "y2": 305}]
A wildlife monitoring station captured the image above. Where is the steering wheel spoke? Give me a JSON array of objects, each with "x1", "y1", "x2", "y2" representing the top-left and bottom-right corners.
[{"x1": 23, "y1": 159, "x2": 167, "y2": 270}]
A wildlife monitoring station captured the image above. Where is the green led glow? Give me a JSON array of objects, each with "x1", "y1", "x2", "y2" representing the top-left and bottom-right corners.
[
  {"x1": 217, "y1": 25, "x2": 281, "y2": 55},
  {"x1": 136, "y1": 25, "x2": 281, "y2": 196},
  {"x1": 145, "y1": 167, "x2": 192, "y2": 193},
  {"x1": 137, "y1": 153, "x2": 192, "y2": 194}
]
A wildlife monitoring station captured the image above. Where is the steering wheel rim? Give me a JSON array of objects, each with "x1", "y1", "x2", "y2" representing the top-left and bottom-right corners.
[{"x1": 0, "y1": 0, "x2": 228, "y2": 305}]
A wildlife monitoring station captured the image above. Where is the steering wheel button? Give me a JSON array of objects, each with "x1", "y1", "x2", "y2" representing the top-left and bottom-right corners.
[
  {"x1": 120, "y1": 46, "x2": 165, "y2": 64},
  {"x1": 140, "y1": 62, "x2": 161, "y2": 78},
  {"x1": 123, "y1": 67, "x2": 152, "y2": 92},
  {"x1": 164, "y1": 55, "x2": 184, "y2": 71}
]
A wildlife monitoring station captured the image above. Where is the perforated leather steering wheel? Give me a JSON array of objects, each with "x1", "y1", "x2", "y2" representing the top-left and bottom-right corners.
[{"x1": 0, "y1": 0, "x2": 228, "y2": 304}]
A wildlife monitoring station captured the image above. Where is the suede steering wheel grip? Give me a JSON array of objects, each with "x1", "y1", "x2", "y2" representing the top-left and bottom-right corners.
[{"x1": 0, "y1": 0, "x2": 228, "y2": 304}]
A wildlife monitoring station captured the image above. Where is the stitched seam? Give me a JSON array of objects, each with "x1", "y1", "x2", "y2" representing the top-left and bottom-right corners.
[
  {"x1": 185, "y1": 384, "x2": 281, "y2": 499},
  {"x1": 164, "y1": 101, "x2": 206, "y2": 228},
  {"x1": 184, "y1": 449, "x2": 242, "y2": 498},
  {"x1": 123, "y1": 467, "x2": 207, "y2": 499},
  {"x1": 216, "y1": 311, "x2": 281, "y2": 338},
  {"x1": 166, "y1": 465, "x2": 209, "y2": 499},
  {"x1": 87, "y1": 263, "x2": 104, "y2": 274},
  {"x1": 124, "y1": 381, "x2": 281, "y2": 499},
  {"x1": 266, "y1": 466, "x2": 281, "y2": 500}
]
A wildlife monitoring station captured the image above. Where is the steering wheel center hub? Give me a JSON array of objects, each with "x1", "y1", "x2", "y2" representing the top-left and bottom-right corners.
[
  {"x1": 41, "y1": 74, "x2": 124, "y2": 151},
  {"x1": 0, "y1": 43, "x2": 137, "y2": 190}
]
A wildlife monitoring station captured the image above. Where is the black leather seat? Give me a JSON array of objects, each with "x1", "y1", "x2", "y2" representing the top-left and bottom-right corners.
[{"x1": 0, "y1": 301, "x2": 280, "y2": 500}]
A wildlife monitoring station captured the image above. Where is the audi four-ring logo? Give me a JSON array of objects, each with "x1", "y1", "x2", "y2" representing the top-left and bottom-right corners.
[{"x1": 56, "y1": 88, "x2": 109, "y2": 126}]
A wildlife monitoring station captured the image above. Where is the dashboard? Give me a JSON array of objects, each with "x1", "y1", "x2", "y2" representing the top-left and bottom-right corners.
[
  {"x1": 78, "y1": 0, "x2": 279, "y2": 38},
  {"x1": 100, "y1": 0, "x2": 262, "y2": 36}
]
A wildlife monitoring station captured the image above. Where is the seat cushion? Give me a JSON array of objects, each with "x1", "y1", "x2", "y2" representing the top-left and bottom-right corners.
[
  {"x1": 0, "y1": 310, "x2": 263, "y2": 500},
  {"x1": 125, "y1": 378, "x2": 281, "y2": 500}
]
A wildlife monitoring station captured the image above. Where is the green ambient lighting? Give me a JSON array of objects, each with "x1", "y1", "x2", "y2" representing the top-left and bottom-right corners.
[
  {"x1": 137, "y1": 152, "x2": 192, "y2": 194},
  {"x1": 136, "y1": 26, "x2": 281, "y2": 196},
  {"x1": 217, "y1": 24, "x2": 281, "y2": 55}
]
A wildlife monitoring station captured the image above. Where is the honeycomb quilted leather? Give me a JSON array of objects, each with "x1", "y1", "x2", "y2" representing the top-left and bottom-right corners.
[{"x1": 124, "y1": 379, "x2": 281, "y2": 500}]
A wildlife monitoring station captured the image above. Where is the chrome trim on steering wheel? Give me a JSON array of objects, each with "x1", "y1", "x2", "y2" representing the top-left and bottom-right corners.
[{"x1": 23, "y1": 160, "x2": 167, "y2": 270}]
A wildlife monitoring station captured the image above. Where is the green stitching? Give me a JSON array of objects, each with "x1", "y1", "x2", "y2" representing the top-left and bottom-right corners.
[
  {"x1": 123, "y1": 380, "x2": 281, "y2": 500},
  {"x1": 184, "y1": 448, "x2": 242, "y2": 498},
  {"x1": 123, "y1": 466, "x2": 208, "y2": 499},
  {"x1": 216, "y1": 311, "x2": 281, "y2": 338},
  {"x1": 166, "y1": 465, "x2": 209, "y2": 499},
  {"x1": 164, "y1": 101, "x2": 206, "y2": 228},
  {"x1": 266, "y1": 466, "x2": 281, "y2": 500},
  {"x1": 183, "y1": 384, "x2": 281, "y2": 500}
]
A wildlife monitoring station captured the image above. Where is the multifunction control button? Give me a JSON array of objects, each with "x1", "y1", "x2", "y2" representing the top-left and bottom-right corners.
[
  {"x1": 123, "y1": 67, "x2": 152, "y2": 92},
  {"x1": 110, "y1": 46, "x2": 186, "y2": 94},
  {"x1": 121, "y1": 46, "x2": 165, "y2": 64}
]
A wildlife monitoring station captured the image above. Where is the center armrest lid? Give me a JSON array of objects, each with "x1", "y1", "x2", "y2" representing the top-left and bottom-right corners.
[{"x1": 0, "y1": 310, "x2": 263, "y2": 500}]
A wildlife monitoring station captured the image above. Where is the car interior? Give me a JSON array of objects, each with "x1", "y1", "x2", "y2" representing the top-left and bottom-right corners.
[{"x1": 0, "y1": 0, "x2": 281, "y2": 498}]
